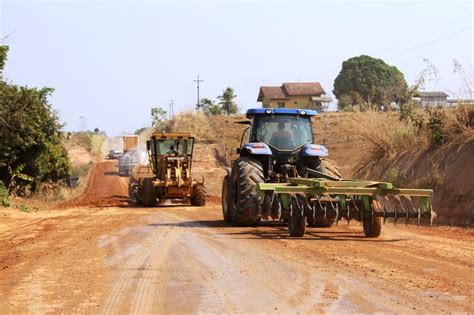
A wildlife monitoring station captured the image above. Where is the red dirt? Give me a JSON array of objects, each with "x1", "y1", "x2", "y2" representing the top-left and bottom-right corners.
[{"x1": 60, "y1": 160, "x2": 129, "y2": 208}]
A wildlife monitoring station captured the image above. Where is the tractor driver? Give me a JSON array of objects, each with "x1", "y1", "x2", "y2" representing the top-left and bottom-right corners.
[
  {"x1": 269, "y1": 121, "x2": 293, "y2": 149},
  {"x1": 167, "y1": 145, "x2": 178, "y2": 156}
]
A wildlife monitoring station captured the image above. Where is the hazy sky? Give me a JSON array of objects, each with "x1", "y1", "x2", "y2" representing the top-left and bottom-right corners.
[{"x1": 1, "y1": 0, "x2": 472, "y2": 135}]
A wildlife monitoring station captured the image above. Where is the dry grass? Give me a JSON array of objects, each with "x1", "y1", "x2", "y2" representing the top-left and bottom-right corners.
[{"x1": 166, "y1": 111, "x2": 217, "y2": 143}]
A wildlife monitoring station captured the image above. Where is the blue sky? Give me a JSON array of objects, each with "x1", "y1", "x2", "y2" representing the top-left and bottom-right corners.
[{"x1": 1, "y1": 1, "x2": 472, "y2": 135}]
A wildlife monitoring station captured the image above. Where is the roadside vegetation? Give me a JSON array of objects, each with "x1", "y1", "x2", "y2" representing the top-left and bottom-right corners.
[{"x1": 0, "y1": 46, "x2": 71, "y2": 204}]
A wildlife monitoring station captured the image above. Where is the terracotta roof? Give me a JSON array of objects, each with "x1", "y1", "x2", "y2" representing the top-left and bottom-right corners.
[
  {"x1": 282, "y1": 82, "x2": 325, "y2": 96},
  {"x1": 415, "y1": 91, "x2": 449, "y2": 97},
  {"x1": 257, "y1": 82, "x2": 326, "y2": 101},
  {"x1": 257, "y1": 86, "x2": 288, "y2": 101}
]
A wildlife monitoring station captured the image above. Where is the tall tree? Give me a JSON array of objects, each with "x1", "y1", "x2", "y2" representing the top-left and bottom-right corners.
[
  {"x1": 151, "y1": 107, "x2": 168, "y2": 131},
  {"x1": 217, "y1": 87, "x2": 238, "y2": 115},
  {"x1": 200, "y1": 98, "x2": 222, "y2": 115},
  {"x1": 333, "y1": 55, "x2": 408, "y2": 111}
]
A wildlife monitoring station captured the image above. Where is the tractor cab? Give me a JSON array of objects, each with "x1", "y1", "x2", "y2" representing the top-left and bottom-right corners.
[
  {"x1": 247, "y1": 108, "x2": 315, "y2": 152},
  {"x1": 238, "y1": 108, "x2": 328, "y2": 180}
]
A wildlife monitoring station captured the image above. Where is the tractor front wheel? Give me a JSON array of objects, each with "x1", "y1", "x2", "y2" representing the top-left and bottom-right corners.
[{"x1": 191, "y1": 184, "x2": 206, "y2": 206}]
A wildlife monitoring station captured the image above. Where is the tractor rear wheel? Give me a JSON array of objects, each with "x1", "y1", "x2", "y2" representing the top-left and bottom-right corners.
[
  {"x1": 231, "y1": 157, "x2": 264, "y2": 226},
  {"x1": 141, "y1": 178, "x2": 156, "y2": 207},
  {"x1": 288, "y1": 195, "x2": 306, "y2": 237},
  {"x1": 222, "y1": 175, "x2": 233, "y2": 223},
  {"x1": 318, "y1": 158, "x2": 342, "y2": 179},
  {"x1": 191, "y1": 184, "x2": 206, "y2": 206}
]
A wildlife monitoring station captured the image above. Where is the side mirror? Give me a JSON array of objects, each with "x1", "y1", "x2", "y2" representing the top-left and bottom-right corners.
[{"x1": 236, "y1": 148, "x2": 241, "y2": 154}]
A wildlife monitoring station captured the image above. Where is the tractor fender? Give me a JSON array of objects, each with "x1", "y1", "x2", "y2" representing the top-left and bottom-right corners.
[
  {"x1": 300, "y1": 144, "x2": 329, "y2": 157},
  {"x1": 241, "y1": 143, "x2": 272, "y2": 156}
]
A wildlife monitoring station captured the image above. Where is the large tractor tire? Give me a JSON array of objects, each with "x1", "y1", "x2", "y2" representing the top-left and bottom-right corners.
[
  {"x1": 191, "y1": 184, "x2": 206, "y2": 206},
  {"x1": 288, "y1": 195, "x2": 306, "y2": 237},
  {"x1": 221, "y1": 175, "x2": 233, "y2": 223},
  {"x1": 308, "y1": 158, "x2": 342, "y2": 228},
  {"x1": 318, "y1": 158, "x2": 342, "y2": 179},
  {"x1": 141, "y1": 178, "x2": 157, "y2": 207},
  {"x1": 231, "y1": 157, "x2": 264, "y2": 226}
]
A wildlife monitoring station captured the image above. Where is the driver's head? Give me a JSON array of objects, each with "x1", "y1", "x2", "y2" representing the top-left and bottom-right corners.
[
  {"x1": 278, "y1": 121, "x2": 285, "y2": 130},
  {"x1": 170, "y1": 145, "x2": 174, "y2": 151}
]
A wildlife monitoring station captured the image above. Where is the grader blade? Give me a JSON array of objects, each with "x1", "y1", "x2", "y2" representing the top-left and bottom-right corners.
[{"x1": 257, "y1": 178, "x2": 434, "y2": 237}]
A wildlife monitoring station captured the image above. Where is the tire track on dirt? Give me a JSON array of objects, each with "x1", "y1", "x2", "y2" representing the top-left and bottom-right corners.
[
  {"x1": 101, "y1": 224, "x2": 180, "y2": 314},
  {"x1": 129, "y1": 228, "x2": 182, "y2": 315}
]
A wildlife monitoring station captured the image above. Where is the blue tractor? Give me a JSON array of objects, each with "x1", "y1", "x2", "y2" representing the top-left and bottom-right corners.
[{"x1": 222, "y1": 108, "x2": 341, "y2": 235}]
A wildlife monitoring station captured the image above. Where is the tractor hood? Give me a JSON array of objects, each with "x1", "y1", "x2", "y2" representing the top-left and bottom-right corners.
[
  {"x1": 242, "y1": 143, "x2": 272, "y2": 155},
  {"x1": 300, "y1": 144, "x2": 329, "y2": 157}
]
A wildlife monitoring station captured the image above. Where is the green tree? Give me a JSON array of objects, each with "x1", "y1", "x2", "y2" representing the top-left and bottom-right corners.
[
  {"x1": 217, "y1": 87, "x2": 239, "y2": 115},
  {"x1": 0, "y1": 45, "x2": 8, "y2": 73},
  {"x1": 0, "y1": 46, "x2": 71, "y2": 192},
  {"x1": 151, "y1": 107, "x2": 168, "y2": 131},
  {"x1": 200, "y1": 98, "x2": 222, "y2": 115},
  {"x1": 333, "y1": 55, "x2": 408, "y2": 111}
]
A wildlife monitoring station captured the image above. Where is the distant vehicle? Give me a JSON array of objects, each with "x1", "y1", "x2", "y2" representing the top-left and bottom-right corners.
[
  {"x1": 123, "y1": 135, "x2": 139, "y2": 153},
  {"x1": 108, "y1": 149, "x2": 123, "y2": 160},
  {"x1": 118, "y1": 150, "x2": 140, "y2": 176}
]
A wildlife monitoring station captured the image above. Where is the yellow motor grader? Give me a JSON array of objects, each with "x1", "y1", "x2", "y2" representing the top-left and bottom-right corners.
[{"x1": 129, "y1": 133, "x2": 206, "y2": 207}]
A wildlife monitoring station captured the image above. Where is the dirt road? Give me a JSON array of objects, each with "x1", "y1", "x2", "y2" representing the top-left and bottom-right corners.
[{"x1": 1, "y1": 161, "x2": 473, "y2": 313}]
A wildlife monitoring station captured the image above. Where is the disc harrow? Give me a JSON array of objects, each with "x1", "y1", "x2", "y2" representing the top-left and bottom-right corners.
[{"x1": 257, "y1": 178, "x2": 434, "y2": 237}]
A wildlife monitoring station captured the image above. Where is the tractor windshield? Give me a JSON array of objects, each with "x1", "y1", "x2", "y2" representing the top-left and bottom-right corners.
[
  {"x1": 254, "y1": 115, "x2": 313, "y2": 151},
  {"x1": 154, "y1": 138, "x2": 194, "y2": 156}
]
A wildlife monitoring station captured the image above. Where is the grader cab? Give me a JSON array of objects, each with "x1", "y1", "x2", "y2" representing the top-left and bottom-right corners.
[{"x1": 129, "y1": 133, "x2": 206, "y2": 207}]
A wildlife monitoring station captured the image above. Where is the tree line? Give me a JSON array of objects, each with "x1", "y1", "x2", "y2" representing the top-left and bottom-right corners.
[{"x1": 0, "y1": 46, "x2": 70, "y2": 194}]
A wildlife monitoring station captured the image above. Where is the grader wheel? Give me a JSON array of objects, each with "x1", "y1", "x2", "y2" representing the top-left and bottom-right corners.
[
  {"x1": 141, "y1": 178, "x2": 156, "y2": 207},
  {"x1": 191, "y1": 184, "x2": 206, "y2": 206}
]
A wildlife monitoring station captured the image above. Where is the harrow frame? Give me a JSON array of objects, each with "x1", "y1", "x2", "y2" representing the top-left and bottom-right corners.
[{"x1": 256, "y1": 178, "x2": 434, "y2": 236}]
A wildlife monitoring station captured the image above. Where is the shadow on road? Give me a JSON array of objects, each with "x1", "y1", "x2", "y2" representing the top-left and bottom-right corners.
[{"x1": 147, "y1": 219, "x2": 404, "y2": 242}]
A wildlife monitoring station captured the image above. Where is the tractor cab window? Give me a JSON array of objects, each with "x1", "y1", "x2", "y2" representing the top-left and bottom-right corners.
[
  {"x1": 254, "y1": 115, "x2": 313, "y2": 151},
  {"x1": 156, "y1": 139, "x2": 193, "y2": 156}
]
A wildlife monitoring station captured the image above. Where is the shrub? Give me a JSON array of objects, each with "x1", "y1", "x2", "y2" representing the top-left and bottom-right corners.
[{"x1": 0, "y1": 181, "x2": 9, "y2": 207}]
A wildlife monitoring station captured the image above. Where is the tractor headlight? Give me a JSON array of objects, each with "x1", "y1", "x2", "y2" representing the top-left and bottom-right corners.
[
  {"x1": 300, "y1": 110, "x2": 306, "y2": 115},
  {"x1": 265, "y1": 109, "x2": 272, "y2": 115}
]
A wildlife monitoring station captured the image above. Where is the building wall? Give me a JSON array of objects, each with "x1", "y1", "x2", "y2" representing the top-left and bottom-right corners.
[{"x1": 262, "y1": 95, "x2": 319, "y2": 109}]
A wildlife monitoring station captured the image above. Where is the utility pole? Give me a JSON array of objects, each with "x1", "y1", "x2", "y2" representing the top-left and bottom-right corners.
[
  {"x1": 193, "y1": 75, "x2": 203, "y2": 109},
  {"x1": 169, "y1": 99, "x2": 175, "y2": 120}
]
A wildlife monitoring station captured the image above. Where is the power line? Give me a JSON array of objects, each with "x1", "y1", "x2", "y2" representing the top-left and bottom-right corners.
[
  {"x1": 392, "y1": 34, "x2": 473, "y2": 65},
  {"x1": 374, "y1": 13, "x2": 473, "y2": 56},
  {"x1": 386, "y1": 25, "x2": 473, "y2": 61}
]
